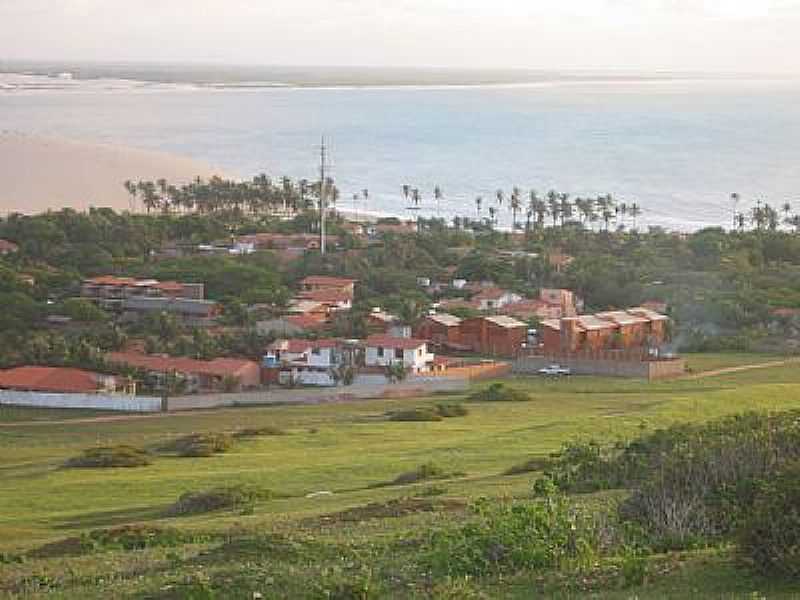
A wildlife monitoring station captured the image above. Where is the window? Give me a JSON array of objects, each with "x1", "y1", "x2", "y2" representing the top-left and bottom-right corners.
[
  {"x1": 395, "y1": 348, "x2": 403, "y2": 360},
  {"x1": 377, "y1": 347, "x2": 384, "y2": 358},
  {"x1": 311, "y1": 347, "x2": 321, "y2": 356}
]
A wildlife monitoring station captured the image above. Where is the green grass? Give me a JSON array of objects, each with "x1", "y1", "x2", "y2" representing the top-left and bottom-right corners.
[{"x1": 2, "y1": 353, "x2": 800, "y2": 597}]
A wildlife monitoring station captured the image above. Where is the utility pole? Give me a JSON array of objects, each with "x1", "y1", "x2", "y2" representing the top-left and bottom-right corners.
[{"x1": 319, "y1": 137, "x2": 327, "y2": 255}]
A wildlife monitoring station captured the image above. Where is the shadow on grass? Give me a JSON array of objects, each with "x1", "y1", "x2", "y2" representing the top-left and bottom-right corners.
[{"x1": 54, "y1": 504, "x2": 169, "y2": 530}]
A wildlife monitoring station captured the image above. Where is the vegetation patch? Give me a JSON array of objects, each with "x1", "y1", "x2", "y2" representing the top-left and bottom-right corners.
[
  {"x1": 318, "y1": 497, "x2": 467, "y2": 524},
  {"x1": 387, "y1": 404, "x2": 469, "y2": 422},
  {"x1": 166, "y1": 485, "x2": 272, "y2": 516},
  {"x1": 29, "y1": 525, "x2": 195, "y2": 558},
  {"x1": 372, "y1": 462, "x2": 465, "y2": 488},
  {"x1": 64, "y1": 445, "x2": 151, "y2": 468},
  {"x1": 232, "y1": 425, "x2": 287, "y2": 438},
  {"x1": 469, "y1": 383, "x2": 530, "y2": 403},
  {"x1": 161, "y1": 432, "x2": 234, "y2": 457},
  {"x1": 503, "y1": 456, "x2": 553, "y2": 476},
  {"x1": 433, "y1": 403, "x2": 469, "y2": 417}
]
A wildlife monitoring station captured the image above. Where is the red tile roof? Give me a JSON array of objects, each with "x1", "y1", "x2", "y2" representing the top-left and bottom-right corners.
[
  {"x1": 300, "y1": 276, "x2": 357, "y2": 287},
  {"x1": 0, "y1": 366, "x2": 106, "y2": 393},
  {"x1": 296, "y1": 289, "x2": 352, "y2": 303},
  {"x1": 364, "y1": 335, "x2": 427, "y2": 350},
  {"x1": 0, "y1": 239, "x2": 19, "y2": 253},
  {"x1": 107, "y1": 352, "x2": 257, "y2": 378},
  {"x1": 285, "y1": 314, "x2": 328, "y2": 330}
]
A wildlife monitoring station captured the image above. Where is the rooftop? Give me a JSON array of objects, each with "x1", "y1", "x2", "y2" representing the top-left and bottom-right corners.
[
  {"x1": 426, "y1": 313, "x2": 462, "y2": 327},
  {"x1": 296, "y1": 289, "x2": 352, "y2": 303},
  {"x1": 0, "y1": 366, "x2": 107, "y2": 394},
  {"x1": 483, "y1": 315, "x2": 527, "y2": 329},
  {"x1": 107, "y1": 352, "x2": 257, "y2": 378},
  {"x1": 0, "y1": 239, "x2": 20, "y2": 253},
  {"x1": 596, "y1": 311, "x2": 651, "y2": 326},
  {"x1": 300, "y1": 275, "x2": 357, "y2": 287}
]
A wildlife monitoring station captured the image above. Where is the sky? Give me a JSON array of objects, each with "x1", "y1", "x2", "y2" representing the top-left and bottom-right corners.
[{"x1": 2, "y1": 0, "x2": 800, "y2": 74}]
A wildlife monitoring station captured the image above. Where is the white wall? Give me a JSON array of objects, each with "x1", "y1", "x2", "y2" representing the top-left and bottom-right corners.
[
  {"x1": 365, "y1": 344, "x2": 432, "y2": 372},
  {"x1": 0, "y1": 391, "x2": 162, "y2": 412}
]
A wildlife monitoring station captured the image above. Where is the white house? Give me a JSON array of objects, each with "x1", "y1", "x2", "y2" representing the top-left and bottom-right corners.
[
  {"x1": 363, "y1": 335, "x2": 434, "y2": 374},
  {"x1": 472, "y1": 287, "x2": 523, "y2": 311},
  {"x1": 265, "y1": 339, "x2": 345, "y2": 386}
]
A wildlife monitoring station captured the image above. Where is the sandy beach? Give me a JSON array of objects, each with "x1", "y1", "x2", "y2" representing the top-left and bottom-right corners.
[{"x1": 0, "y1": 131, "x2": 222, "y2": 214}]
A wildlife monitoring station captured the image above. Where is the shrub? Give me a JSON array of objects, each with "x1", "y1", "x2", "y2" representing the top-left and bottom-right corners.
[
  {"x1": 420, "y1": 496, "x2": 596, "y2": 577},
  {"x1": 504, "y1": 456, "x2": 552, "y2": 476},
  {"x1": 65, "y1": 445, "x2": 151, "y2": 468},
  {"x1": 434, "y1": 403, "x2": 469, "y2": 418},
  {"x1": 233, "y1": 426, "x2": 287, "y2": 438},
  {"x1": 468, "y1": 383, "x2": 530, "y2": 403},
  {"x1": 163, "y1": 433, "x2": 234, "y2": 457},
  {"x1": 388, "y1": 408, "x2": 443, "y2": 422},
  {"x1": 738, "y1": 461, "x2": 800, "y2": 578},
  {"x1": 371, "y1": 462, "x2": 464, "y2": 488},
  {"x1": 166, "y1": 485, "x2": 271, "y2": 516}
]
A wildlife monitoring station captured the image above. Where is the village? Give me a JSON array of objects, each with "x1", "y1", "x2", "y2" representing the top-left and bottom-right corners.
[{"x1": 0, "y1": 222, "x2": 680, "y2": 412}]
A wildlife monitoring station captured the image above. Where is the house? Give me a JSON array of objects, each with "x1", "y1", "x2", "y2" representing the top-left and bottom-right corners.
[
  {"x1": 295, "y1": 288, "x2": 353, "y2": 311},
  {"x1": 0, "y1": 239, "x2": 19, "y2": 255},
  {"x1": 540, "y1": 308, "x2": 670, "y2": 355},
  {"x1": 299, "y1": 276, "x2": 357, "y2": 298},
  {"x1": 471, "y1": 287, "x2": 523, "y2": 312},
  {"x1": 257, "y1": 314, "x2": 328, "y2": 337},
  {"x1": 121, "y1": 297, "x2": 221, "y2": 326},
  {"x1": 264, "y1": 338, "x2": 346, "y2": 386},
  {"x1": 287, "y1": 299, "x2": 329, "y2": 317},
  {"x1": 366, "y1": 308, "x2": 410, "y2": 337},
  {"x1": 107, "y1": 352, "x2": 261, "y2": 392},
  {"x1": 459, "y1": 315, "x2": 527, "y2": 357},
  {"x1": 0, "y1": 366, "x2": 120, "y2": 394},
  {"x1": 81, "y1": 276, "x2": 205, "y2": 310},
  {"x1": 415, "y1": 313, "x2": 463, "y2": 346},
  {"x1": 363, "y1": 336, "x2": 434, "y2": 374}
]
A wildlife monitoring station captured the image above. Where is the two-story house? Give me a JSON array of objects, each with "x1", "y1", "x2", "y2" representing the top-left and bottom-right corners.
[{"x1": 363, "y1": 336, "x2": 434, "y2": 374}]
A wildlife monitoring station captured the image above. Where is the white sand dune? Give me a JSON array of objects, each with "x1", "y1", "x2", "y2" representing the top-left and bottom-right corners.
[{"x1": 0, "y1": 131, "x2": 223, "y2": 214}]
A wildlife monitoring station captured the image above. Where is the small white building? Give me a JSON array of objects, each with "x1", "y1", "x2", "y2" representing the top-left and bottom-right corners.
[
  {"x1": 472, "y1": 287, "x2": 523, "y2": 311},
  {"x1": 363, "y1": 335, "x2": 434, "y2": 374},
  {"x1": 265, "y1": 339, "x2": 345, "y2": 386}
]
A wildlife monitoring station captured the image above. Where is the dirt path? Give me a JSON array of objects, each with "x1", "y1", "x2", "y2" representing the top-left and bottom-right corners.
[{"x1": 684, "y1": 358, "x2": 799, "y2": 380}]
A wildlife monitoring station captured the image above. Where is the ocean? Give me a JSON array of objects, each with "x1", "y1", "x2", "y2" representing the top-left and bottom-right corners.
[{"x1": 2, "y1": 63, "x2": 799, "y2": 231}]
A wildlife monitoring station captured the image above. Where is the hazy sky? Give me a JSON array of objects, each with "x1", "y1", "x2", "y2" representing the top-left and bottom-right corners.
[{"x1": 2, "y1": 0, "x2": 800, "y2": 73}]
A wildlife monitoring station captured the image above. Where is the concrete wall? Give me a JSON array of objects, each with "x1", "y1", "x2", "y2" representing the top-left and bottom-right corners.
[
  {"x1": 166, "y1": 377, "x2": 468, "y2": 411},
  {"x1": 513, "y1": 356, "x2": 686, "y2": 380},
  {"x1": 0, "y1": 390, "x2": 162, "y2": 412}
]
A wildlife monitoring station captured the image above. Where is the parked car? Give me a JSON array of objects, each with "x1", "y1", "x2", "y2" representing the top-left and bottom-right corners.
[{"x1": 537, "y1": 364, "x2": 571, "y2": 377}]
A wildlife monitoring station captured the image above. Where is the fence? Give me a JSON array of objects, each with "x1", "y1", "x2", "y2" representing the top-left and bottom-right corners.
[
  {"x1": 0, "y1": 390, "x2": 163, "y2": 412},
  {"x1": 513, "y1": 355, "x2": 686, "y2": 380}
]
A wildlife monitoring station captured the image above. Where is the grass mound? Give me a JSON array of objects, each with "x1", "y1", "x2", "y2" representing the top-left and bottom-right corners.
[
  {"x1": 233, "y1": 426, "x2": 287, "y2": 438},
  {"x1": 64, "y1": 445, "x2": 151, "y2": 468},
  {"x1": 166, "y1": 485, "x2": 271, "y2": 516},
  {"x1": 469, "y1": 382, "x2": 530, "y2": 403},
  {"x1": 162, "y1": 433, "x2": 234, "y2": 457},
  {"x1": 388, "y1": 408, "x2": 443, "y2": 422},
  {"x1": 30, "y1": 525, "x2": 194, "y2": 558},
  {"x1": 372, "y1": 462, "x2": 465, "y2": 488},
  {"x1": 504, "y1": 456, "x2": 553, "y2": 476},
  {"x1": 387, "y1": 404, "x2": 469, "y2": 422},
  {"x1": 321, "y1": 497, "x2": 467, "y2": 523}
]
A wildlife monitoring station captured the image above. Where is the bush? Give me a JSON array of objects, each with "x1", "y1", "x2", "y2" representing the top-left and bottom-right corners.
[
  {"x1": 371, "y1": 462, "x2": 464, "y2": 488},
  {"x1": 420, "y1": 496, "x2": 596, "y2": 577},
  {"x1": 65, "y1": 445, "x2": 151, "y2": 468},
  {"x1": 434, "y1": 403, "x2": 469, "y2": 418},
  {"x1": 164, "y1": 433, "x2": 234, "y2": 457},
  {"x1": 166, "y1": 485, "x2": 271, "y2": 516},
  {"x1": 388, "y1": 408, "x2": 443, "y2": 422},
  {"x1": 233, "y1": 426, "x2": 287, "y2": 438},
  {"x1": 468, "y1": 383, "x2": 530, "y2": 403},
  {"x1": 504, "y1": 456, "x2": 552, "y2": 476},
  {"x1": 738, "y1": 461, "x2": 800, "y2": 578}
]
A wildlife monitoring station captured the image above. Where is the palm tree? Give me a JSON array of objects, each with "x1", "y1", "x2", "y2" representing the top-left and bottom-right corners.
[
  {"x1": 123, "y1": 180, "x2": 137, "y2": 212},
  {"x1": 786, "y1": 214, "x2": 800, "y2": 233},
  {"x1": 730, "y1": 192, "x2": 740, "y2": 230},
  {"x1": 546, "y1": 190, "x2": 560, "y2": 227},
  {"x1": 558, "y1": 193, "x2": 572, "y2": 226},
  {"x1": 782, "y1": 202, "x2": 792, "y2": 227},
  {"x1": 510, "y1": 187, "x2": 522, "y2": 230},
  {"x1": 629, "y1": 203, "x2": 642, "y2": 230},
  {"x1": 402, "y1": 185, "x2": 410, "y2": 205},
  {"x1": 735, "y1": 212, "x2": 747, "y2": 231},
  {"x1": 496, "y1": 189, "x2": 504, "y2": 207},
  {"x1": 488, "y1": 206, "x2": 497, "y2": 228},
  {"x1": 434, "y1": 185, "x2": 443, "y2": 217},
  {"x1": 475, "y1": 196, "x2": 483, "y2": 218}
]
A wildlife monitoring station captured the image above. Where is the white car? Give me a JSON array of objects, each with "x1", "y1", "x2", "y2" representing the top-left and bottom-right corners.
[{"x1": 537, "y1": 364, "x2": 571, "y2": 377}]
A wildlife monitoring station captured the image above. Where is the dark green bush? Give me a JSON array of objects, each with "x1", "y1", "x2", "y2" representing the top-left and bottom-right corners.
[
  {"x1": 420, "y1": 496, "x2": 596, "y2": 577},
  {"x1": 468, "y1": 383, "x2": 530, "y2": 403},
  {"x1": 738, "y1": 461, "x2": 800, "y2": 578},
  {"x1": 163, "y1": 433, "x2": 234, "y2": 457},
  {"x1": 233, "y1": 426, "x2": 287, "y2": 438},
  {"x1": 371, "y1": 462, "x2": 464, "y2": 488},
  {"x1": 504, "y1": 456, "x2": 552, "y2": 476},
  {"x1": 65, "y1": 445, "x2": 151, "y2": 468},
  {"x1": 388, "y1": 408, "x2": 443, "y2": 422},
  {"x1": 434, "y1": 403, "x2": 469, "y2": 418},
  {"x1": 166, "y1": 485, "x2": 271, "y2": 516}
]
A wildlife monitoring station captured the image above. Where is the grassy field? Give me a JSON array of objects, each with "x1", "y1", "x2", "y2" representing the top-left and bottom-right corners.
[{"x1": 2, "y1": 353, "x2": 800, "y2": 598}]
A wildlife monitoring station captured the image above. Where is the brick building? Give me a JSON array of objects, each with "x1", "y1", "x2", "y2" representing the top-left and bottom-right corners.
[{"x1": 459, "y1": 315, "x2": 527, "y2": 358}]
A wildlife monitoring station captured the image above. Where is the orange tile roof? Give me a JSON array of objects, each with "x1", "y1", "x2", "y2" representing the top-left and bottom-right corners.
[
  {"x1": 301, "y1": 275, "x2": 357, "y2": 287},
  {"x1": 285, "y1": 314, "x2": 328, "y2": 330},
  {"x1": 0, "y1": 366, "x2": 105, "y2": 393},
  {"x1": 107, "y1": 352, "x2": 257, "y2": 378},
  {"x1": 297, "y1": 289, "x2": 352, "y2": 303}
]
